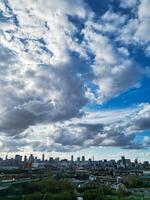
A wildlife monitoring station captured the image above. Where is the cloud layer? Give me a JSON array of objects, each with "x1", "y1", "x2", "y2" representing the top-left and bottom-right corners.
[
  {"x1": 0, "y1": 103, "x2": 150, "y2": 152},
  {"x1": 0, "y1": 0, "x2": 150, "y2": 152}
]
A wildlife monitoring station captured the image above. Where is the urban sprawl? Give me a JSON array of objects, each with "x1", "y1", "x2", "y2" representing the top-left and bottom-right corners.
[{"x1": 0, "y1": 154, "x2": 150, "y2": 199}]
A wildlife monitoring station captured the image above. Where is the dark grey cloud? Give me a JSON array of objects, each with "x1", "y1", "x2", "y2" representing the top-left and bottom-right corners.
[
  {"x1": 123, "y1": 144, "x2": 145, "y2": 150},
  {"x1": 0, "y1": 45, "x2": 17, "y2": 65},
  {"x1": 0, "y1": 104, "x2": 150, "y2": 152},
  {"x1": 129, "y1": 103, "x2": 150, "y2": 132},
  {"x1": 0, "y1": 138, "x2": 29, "y2": 152},
  {"x1": 31, "y1": 141, "x2": 82, "y2": 152},
  {"x1": 44, "y1": 104, "x2": 150, "y2": 152},
  {"x1": 132, "y1": 117, "x2": 150, "y2": 130},
  {"x1": 51, "y1": 125, "x2": 132, "y2": 151},
  {"x1": 0, "y1": 61, "x2": 87, "y2": 136},
  {"x1": 53, "y1": 123, "x2": 104, "y2": 146}
]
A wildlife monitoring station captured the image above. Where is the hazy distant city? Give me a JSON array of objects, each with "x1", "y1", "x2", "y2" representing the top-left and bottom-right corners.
[
  {"x1": 0, "y1": 154, "x2": 150, "y2": 170},
  {"x1": 0, "y1": 154, "x2": 150, "y2": 199}
]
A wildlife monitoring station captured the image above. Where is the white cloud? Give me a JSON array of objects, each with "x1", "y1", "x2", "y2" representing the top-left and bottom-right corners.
[
  {"x1": 119, "y1": 0, "x2": 139, "y2": 8},
  {"x1": 81, "y1": 20, "x2": 145, "y2": 102},
  {"x1": 134, "y1": 0, "x2": 150, "y2": 53},
  {"x1": 118, "y1": 0, "x2": 150, "y2": 49},
  {"x1": 0, "y1": 0, "x2": 89, "y2": 137},
  {"x1": 0, "y1": 0, "x2": 150, "y2": 153},
  {"x1": 138, "y1": 0, "x2": 150, "y2": 19},
  {"x1": 143, "y1": 136, "x2": 150, "y2": 147}
]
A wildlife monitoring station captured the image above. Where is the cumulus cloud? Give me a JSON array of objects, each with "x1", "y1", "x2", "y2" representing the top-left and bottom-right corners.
[
  {"x1": 118, "y1": 0, "x2": 150, "y2": 52},
  {"x1": 0, "y1": 0, "x2": 89, "y2": 136},
  {"x1": 0, "y1": 0, "x2": 150, "y2": 153},
  {"x1": 54, "y1": 103, "x2": 150, "y2": 150},
  {"x1": 1, "y1": 103, "x2": 148, "y2": 152},
  {"x1": 119, "y1": 0, "x2": 139, "y2": 9},
  {"x1": 129, "y1": 103, "x2": 150, "y2": 131},
  {"x1": 0, "y1": 60, "x2": 87, "y2": 135},
  {"x1": 143, "y1": 136, "x2": 150, "y2": 147},
  {"x1": 81, "y1": 19, "x2": 146, "y2": 102}
]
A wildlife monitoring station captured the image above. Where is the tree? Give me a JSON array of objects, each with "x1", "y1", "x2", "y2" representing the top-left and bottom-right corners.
[
  {"x1": 128, "y1": 176, "x2": 143, "y2": 188},
  {"x1": 42, "y1": 191, "x2": 75, "y2": 200},
  {"x1": 23, "y1": 192, "x2": 43, "y2": 200},
  {"x1": 117, "y1": 183, "x2": 127, "y2": 200}
]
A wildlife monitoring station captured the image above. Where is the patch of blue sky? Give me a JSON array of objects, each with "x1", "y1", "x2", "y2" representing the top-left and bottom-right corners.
[
  {"x1": 134, "y1": 131, "x2": 150, "y2": 144},
  {"x1": 85, "y1": 76, "x2": 150, "y2": 110},
  {"x1": 85, "y1": 0, "x2": 112, "y2": 16},
  {"x1": 68, "y1": 15, "x2": 85, "y2": 31},
  {"x1": 85, "y1": 0, "x2": 134, "y2": 16},
  {"x1": 131, "y1": 47, "x2": 150, "y2": 66},
  {"x1": 1, "y1": 0, "x2": 19, "y2": 26}
]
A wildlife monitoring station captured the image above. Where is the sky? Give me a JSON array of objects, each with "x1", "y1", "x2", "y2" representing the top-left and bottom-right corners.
[{"x1": 0, "y1": 0, "x2": 150, "y2": 161}]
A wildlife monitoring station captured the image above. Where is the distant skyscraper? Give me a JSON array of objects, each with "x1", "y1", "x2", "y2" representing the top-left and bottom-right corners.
[
  {"x1": 55, "y1": 157, "x2": 60, "y2": 162},
  {"x1": 15, "y1": 154, "x2": 22, "y2": 162},
  {"x1": 125, "y1": 159, "x2": 131, "y2": 168},
  {"x1": 24, "y1": 155, "x2": 27, "y2": 162},
  {"x1": 77, "y1": 157, "x2": 80, "y2": 162},
  {"x1": 71, "y1": 155, "x2": 74, "y2": 162},
  {"x1": 42, "y1": 154, "x2": 45, "y2": 162},
  {"x1": 121, "y1": 156, "x2": 127, "y2": 168},
  {"x1": 29, "y1": 154, "x2": 34, "y2": 163},
  {"x1": 49, "y1": 157, "x2": 53, "y2": 162},
  {"x1": 135, "y1": 158, "x2": 138, "y2": 167},
  {"x1": 35, "y1": 156, "x2": 37, "y2": 162},
  {"x1": 92, "y1": 156, "x2": 94, "y2": 162},
  {"x1": 82, "y1": 156, "x2": 85, "y2": 162}
]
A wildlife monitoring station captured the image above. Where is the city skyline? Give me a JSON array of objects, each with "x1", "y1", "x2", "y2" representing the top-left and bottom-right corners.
[
  {"x1": 0, "y1": 0, "x2": 150, "y2": 161},
  {"x1": 0, "y1": 150, "x2": 149, "y2": 163},
  {"x1": 0, "y1": 153, "x2": 149, "y2": 164}
]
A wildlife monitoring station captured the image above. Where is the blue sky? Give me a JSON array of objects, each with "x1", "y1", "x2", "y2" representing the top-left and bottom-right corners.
[{"x1": 0, "y1": 0, "x2": 150, "y2": 161}]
